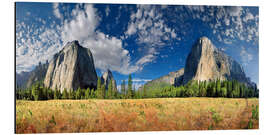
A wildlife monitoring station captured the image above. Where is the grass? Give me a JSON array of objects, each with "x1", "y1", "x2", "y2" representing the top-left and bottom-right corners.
[{"x1": 16, "y1": 97, "x2": 259, "y2": 133}]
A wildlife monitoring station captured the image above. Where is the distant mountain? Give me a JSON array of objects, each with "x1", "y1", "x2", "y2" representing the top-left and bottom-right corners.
[
  {"x1": 101, "y1": 69, "x2": 117, "y2": 91},
  {"x1": 142, "y1": 68, "x2": 184, "y2": 90},
  {"x1": 26, "y1": 61, "x2": 49, "y2": 88},
  {"x1": 16, "y1": 61, "x2": 49, "y2": 90},
  {"x1": 143, "y1": 36, "x2": 255, "y2": 89},
  {"x1": 44, "y1": 40, "x2": 98, "y2": 92},
  {"x1": 16, "y1": 71, "x2": 31, "y2": 89}
]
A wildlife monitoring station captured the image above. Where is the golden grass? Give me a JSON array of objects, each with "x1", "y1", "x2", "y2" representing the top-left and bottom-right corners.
[{"x1": 16, "y1": 98, "x2": 258, "y2": 133}]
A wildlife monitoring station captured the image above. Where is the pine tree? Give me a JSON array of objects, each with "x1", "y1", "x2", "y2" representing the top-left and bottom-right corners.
[
  {"x1": 75, "y1": 87, "x2": 81, "y2": 99},
  {"x1": 62, "y1": 88, "x2": 68, "y2": 99},
  {"x1": 96, "y1": 77, "x2": 102, "y2": 99},
  {"x1": 85, "y1": 88, "x2": 90, "y2": 99},
  {"x1": 108, "y1": 80, "x2": 113, "y2": 99},
  {"x1": 127, "y1": 74, "x2": 133, "y2": 98},
  {"x1": 101, "y1": 84, "x2": 106, "y2": 99},
  {"x1": 121, "y1": 80, "x2": 126, "y2": 99},
  {"x1": 68, "y1": 89, "x2": 74, "y2": 99},
  {"x1": 90, "y1": 89, "x2": 95, "y2": 98},
  {"x1": 32, "y1": 83, "x2": 40, "y2": 101}
]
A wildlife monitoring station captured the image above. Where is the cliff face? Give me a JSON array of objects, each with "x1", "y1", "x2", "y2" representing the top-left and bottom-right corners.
[
  {"x1": 101, "y1": 69, "x2": 117, "y2": 91},
  {"x1": 44, "y1": 40, "x2": 98, "y2": 92},
  {"x1": 143, "y1": 36, "x2": 253, "y2": 90},
  {"x1": 183, "y1": 37, "x2": 250, "y2": 85}
]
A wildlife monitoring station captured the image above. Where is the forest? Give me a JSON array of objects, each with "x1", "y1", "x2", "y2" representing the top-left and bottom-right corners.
[{"x1": 16, "y1": 75, "x2": 259, "y2": 101}]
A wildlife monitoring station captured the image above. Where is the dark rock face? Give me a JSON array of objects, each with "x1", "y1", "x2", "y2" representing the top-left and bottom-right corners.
[
  {"x1": 44, "y1": 40, "x2": 98, "y2": 92},
  {"x1": 101, "y1": 69, "x2": 117, "y2": 91},
  {"x1": 183, "y1": 36, "x2": 251, "y2": 85}
]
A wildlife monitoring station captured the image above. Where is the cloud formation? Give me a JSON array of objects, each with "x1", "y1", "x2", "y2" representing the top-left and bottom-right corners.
[
  {"x1": 16, "y1": 4, "x2": 140, "y2": 75},
  {"x1": 125, "y1": 5, "x2": 178, "y2": 67}
]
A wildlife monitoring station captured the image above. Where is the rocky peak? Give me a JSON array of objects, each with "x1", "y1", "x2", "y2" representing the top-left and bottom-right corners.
[
  {"x1": 101, "y1": 69, "x2": 117, "y2": 91},
  {"x1": 44, "y1": 40, "x2": 98, "y2": 92},
  {"x1": 183, "y1": 36, "x2": 251, "y2": 85}
]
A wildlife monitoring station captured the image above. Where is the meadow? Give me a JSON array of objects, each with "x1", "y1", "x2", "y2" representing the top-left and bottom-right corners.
[{"x1": 16, "y1": 98, "x2": 258, "y2": 133}]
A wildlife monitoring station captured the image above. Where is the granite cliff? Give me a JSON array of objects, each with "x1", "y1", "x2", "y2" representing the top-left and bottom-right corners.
[{"x1": 43, "y1": 40, "x2": 98, "y2": 92}]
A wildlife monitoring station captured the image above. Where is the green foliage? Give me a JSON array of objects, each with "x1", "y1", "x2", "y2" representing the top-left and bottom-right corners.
[
  {"x1": 85, "y1": 88, "x2": 90, "y2": 99},
  {"x1": 75, "y1": 87, "x2": 82, "y2": 99},
  {"x1": 17, "y1": 77, "x2": 259, "y2": 100},
  {"x1": 31, "y1": 83, "x2": 42, "y2": 101},
  {"x1": 121, "y1": 80, "x2": 126, "y2": 99},
  {"x1": 62, "y1": 89, "x2": 68, "y2": 99},
  {"x1": 107, "y1": 80, "x2": 113, "y2": 99},
  {"x1": 127, "y1": 74, "x2": 133, "y2": 99}
]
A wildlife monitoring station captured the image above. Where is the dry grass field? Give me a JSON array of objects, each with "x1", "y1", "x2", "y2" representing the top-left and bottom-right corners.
[{"x1": 16, "y1": 98, "x2": 258, "y2": 133}]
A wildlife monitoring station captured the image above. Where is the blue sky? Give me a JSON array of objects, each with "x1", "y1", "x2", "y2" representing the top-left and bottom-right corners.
[{"x1": 16, "y1": 3, "x2": 259, "y2": 89}]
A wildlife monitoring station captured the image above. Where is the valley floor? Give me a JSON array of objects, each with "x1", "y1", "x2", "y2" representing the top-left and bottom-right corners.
[{"x1": 16, "y1": 97, "x2": 258, "y2": 133}]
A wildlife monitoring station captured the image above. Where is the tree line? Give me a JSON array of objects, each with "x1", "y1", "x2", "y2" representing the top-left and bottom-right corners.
[{"x1": 16, "y1": 75, "x2": 258, "y2": 101}]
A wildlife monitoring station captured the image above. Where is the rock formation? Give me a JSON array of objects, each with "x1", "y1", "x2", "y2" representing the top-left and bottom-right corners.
[
  {"x1": 16, "y1": 61, "x2": 49, "y2": 89},
  {"x1": 44, "y1": 40, "x2": 98, "y2": 92},
  {"x1": 142, "y1": 68, "x2": 184, "y2": 89},
  {"x1": 16, "y1": 71, "x2": 31, "y2": 89},
  {"x1": 101, "y1": 69, "x2": 117, "y2": 91},
  {"x1": 143, "y1": 36, "x2": 254, "y2": 89},
  {"x1": 26, "y1": 61, "x2": 49, "y2": 88},
  {"x1": 183, "y1": 36, "x2": 251, "y2": 85}
]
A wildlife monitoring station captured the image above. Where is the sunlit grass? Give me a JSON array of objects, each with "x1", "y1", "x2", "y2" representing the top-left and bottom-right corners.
[{"x1": 16, "y1": 98, "x2": 258, "y2": 133}]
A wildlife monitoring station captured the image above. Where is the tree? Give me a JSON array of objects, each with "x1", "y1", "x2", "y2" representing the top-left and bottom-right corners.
[
  {"x1": 68, "y1": 89, "x2": 74, "y2": 99},
  {"x1": 62, "y1": 88, "x2": 68, "y2": 99},
  {"x1": 127, "y1": 74, "x2": 133, "y2": 98},
  {"x1": 108, "y1": 80, "x2": 113, "y2": 99},
  {"x1": 90, "y1": 89, "x2": 95, "y2": 98},
  {"x1": 143, "y1": 85, "x2": 147, "y2": 98},
  {"x1": 85, "y1": 88, "x2": 90, "y2": 99},
  {"x1": 216, "y1": 80, "x2": 221, "y2": 97},
  {"x1": 221, "y1": 87, "x2": 227, "y2": 97},
  {"x1": 121, "y1": 80, "x2": 126, "y2": 99},
  {"x1": 96, "y1": 77, "x2": 103, "y2": 99},
  {"x1": 101, "y1": 84, "x2": 106, "y2": 99},
  {"x1": 32, "y1": 83, "x2": 41, "y2": 101},
  {"x1": 75, "y1": 87, "x2": 82, "y2": 99}
]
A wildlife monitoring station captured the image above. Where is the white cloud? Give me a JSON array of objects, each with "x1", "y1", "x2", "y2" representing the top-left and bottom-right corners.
[
  {"x1": 136, "y1": 54, "x2": 155, "y2": 65},
  {"x1": 105, "y1": 5, "x2": 110, "y2": 16},
  {"x1": 125, "y1": 5, "x2": 178, "y2": 68},
  {"x1": 17, "y1": 4, "x2": 141, "y2": 75},
  {"x1": 226, "y1": 7, "x2": 243, "y2": 17},
  {"x1": 53, "y1": 3, "x2": 62, "y2": 19},
  {"x1": 243, "y1": 12, "x2": 254, "y2": 22},
  {"x1": 240, "y1": 46, "x2": 253, "y2": 66},
  {"x1": 60, "y1": 4, "x2": 141, "y2": 75}
]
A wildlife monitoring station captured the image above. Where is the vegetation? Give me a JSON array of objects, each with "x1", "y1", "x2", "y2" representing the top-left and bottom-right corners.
[
  {"x1": 16, "y1": 98, "x2": 258, "y2": 133},
  {"x1": 16, "y1": 75, "x2": 259, "y2": 101}
]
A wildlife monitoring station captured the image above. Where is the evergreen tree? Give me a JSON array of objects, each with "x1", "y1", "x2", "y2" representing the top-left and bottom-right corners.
[
  {"x1": 32, "y1": 83, "x2": 41, "y2": 101},
  {"x1": 121, "y1": 80, "x2": 126, "y2": 99},
  {"x1": 108, "y1": 80, "x2": 113, "y2": 99},
  {"x1": 127, "y1": 74, "x2": 133, "y2": 98},
  {"x1": 68, "y1": 89, "x2": 74, "y2": 99},
  {"x1": 75, "y1": 87, "x2": 81, "y2": 99},
  {"x1": 101, "y1": 84, "x2": 106, "y2": 99},
  {"x1": 90, "y1": 89, "x2": 95, "y2": 98},
  {"x1": 216, "y1": 80, "x2": 221, "y2": 97},
  {"x1": 85, "y1": 88, "x2": 90, "y2": 99},
  {"x1": 62, "y1": 88, "x2": 68, "y2": 99}
]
